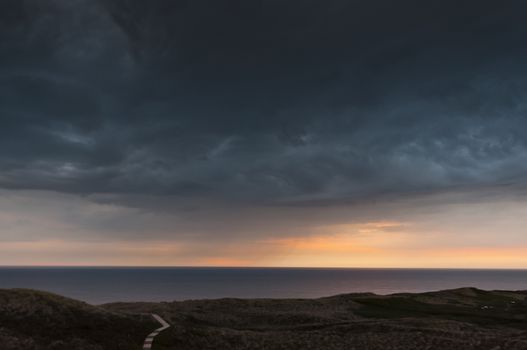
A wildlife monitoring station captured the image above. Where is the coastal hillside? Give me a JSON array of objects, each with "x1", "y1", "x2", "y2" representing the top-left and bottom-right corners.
[
  {"x1": 106, "y1": 288, "x2": 527, "y2": 350},
  {"x1": 0, "y1": 289, "x2": 155, "y2": 350},
  {"x1": 2, "y1": 288, "x2": 527, "y2": 349}
]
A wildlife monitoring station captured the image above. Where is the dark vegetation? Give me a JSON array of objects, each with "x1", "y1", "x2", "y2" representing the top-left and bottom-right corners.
[
  {"x1": 2, "y1": 287, "x2": 527, "y2": 349},
  {"x1": 107, "y1": 287, "x2": 527, "y2": 350},
  {"x1": 0, "y1": 289, "x2": 155, "y2": 350},
  {"x1": 353, "y1": 288, "x2": 527, "y2": 327}
]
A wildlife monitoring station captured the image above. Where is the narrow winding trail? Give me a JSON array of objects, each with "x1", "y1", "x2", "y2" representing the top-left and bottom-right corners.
[{"x1": 143, "y1": 314, "x2": 170, "y2": 349}]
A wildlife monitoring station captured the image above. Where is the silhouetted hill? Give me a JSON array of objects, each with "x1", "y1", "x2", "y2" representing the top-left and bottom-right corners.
[
  {"x1": 106, "y1": 287, "x2": 527, "y2": 350},
  {"x1": 0, "y1": 289, "x2": 155, "y2": 350},
  {"x1": 3, "y1": 288, "x2": 527, "y2": 349}
]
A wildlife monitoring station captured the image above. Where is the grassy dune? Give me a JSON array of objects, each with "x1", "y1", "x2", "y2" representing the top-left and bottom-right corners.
[
  {"x1": 106, "y1": 287, "x2": 527, "y2": 350},
  {"x1": 2, "y1": 288, "x2": 527, "y2": 349},
  {"x1": 0, "y1": 289, "x2": 155, "y2": 350}
]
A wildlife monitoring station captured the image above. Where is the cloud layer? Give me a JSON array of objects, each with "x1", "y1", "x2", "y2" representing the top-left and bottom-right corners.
[
  {"x1": 2, "y1": 1, "x2": 527, "y2": 267},
  {"x1": 1, "y1": 0, "x2": 527, "y2": 205}
]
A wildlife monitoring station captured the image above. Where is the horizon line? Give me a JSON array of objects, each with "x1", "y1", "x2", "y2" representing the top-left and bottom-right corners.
[{"x1": 2, "y1": 265, "x2": 527, "y2": 270}]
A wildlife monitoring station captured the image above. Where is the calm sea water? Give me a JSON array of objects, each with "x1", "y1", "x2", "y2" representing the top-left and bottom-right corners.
[{"x1": 1, "y1": 267, "x2": 526, "y2": 304}]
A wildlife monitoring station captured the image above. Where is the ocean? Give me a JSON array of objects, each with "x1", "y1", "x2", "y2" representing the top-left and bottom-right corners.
[{"x1": 1, "y1": 267, "x2": 526, "y2": 304}]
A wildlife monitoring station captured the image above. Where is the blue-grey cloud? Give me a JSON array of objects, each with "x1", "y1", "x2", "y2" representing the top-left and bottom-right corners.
[{"x1": 1, "y1": 0, "x2": 527, "y2": 207}]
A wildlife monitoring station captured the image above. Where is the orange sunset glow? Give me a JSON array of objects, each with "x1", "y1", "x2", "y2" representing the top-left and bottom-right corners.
[{"x1": 2, "y1": 190, "x2": 527, "y2": 268}]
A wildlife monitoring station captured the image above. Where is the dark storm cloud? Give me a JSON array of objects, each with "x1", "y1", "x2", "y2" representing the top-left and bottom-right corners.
[{"x1": 1, "y1": 0, "x2": 527, "y2": 204}]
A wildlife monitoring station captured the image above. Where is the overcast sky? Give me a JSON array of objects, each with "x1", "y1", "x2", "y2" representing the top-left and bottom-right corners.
[{"x1": 1, "y1": 0, "x2": 527, "y2": 267}]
